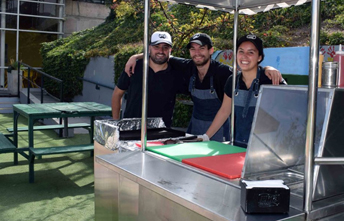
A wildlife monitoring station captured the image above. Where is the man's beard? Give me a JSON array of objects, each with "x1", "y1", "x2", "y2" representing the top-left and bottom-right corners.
[
  {"x1": 150, "y1": 53, "x2": 169, "y2": 64},
  {"x1": 193, "y1": 55, "x2": 210, "y2": 67}
]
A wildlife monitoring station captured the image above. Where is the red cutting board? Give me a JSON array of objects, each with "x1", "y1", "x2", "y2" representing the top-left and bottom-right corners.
[
  {"x1": 182, "y1": 152, "x2": 246, "y2": 179},
  {"x1": 135, "y1": 141, "x2": 164, "y2": 147}
]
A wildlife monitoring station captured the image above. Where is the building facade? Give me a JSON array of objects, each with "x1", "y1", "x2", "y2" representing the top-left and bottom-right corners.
[{"x1": 0, "y1": 0, "x2": 109, "y2": 89}]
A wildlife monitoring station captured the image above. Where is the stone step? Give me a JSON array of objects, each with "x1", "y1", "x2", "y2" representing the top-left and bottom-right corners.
[{"x1": 0, "y1": 96, "x2": 20, "y2": 113}]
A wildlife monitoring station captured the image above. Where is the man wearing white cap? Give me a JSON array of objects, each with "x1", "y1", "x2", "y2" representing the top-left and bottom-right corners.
[{"x1": 111, "y1": 31, "x2": 185, "y2": 127}]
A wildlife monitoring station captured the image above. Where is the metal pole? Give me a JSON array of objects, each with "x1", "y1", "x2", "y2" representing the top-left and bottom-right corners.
[
  {"x1": 16, "y1": 0, "x2": 19, "y2": 62},
  {"x1": 230, "y1": 0, "x2": 239, "y2": 145},
  {"x1": 16, "y1": 0, "x2": 20, "y2": 97},
  {"x1": 304, "y1": 0, "x2": 321, "y2": 216},
  {"x1": 41, "y1": 71, "x2": 44, "y2": 103},
  {"x1": 27, "y1": 66, "x2": 31, "y2": 104},
  {"x1": 58, "y1": 0, "x2": 64, "y2": 39},
  {"x1": 0, "y1": 0, "x2": 6, "y2": 87},
  {"x1": 314, "y1": 157, "x2": 344, "y2": 165},
  {"x1": 141, "y1": 0, "x2": 150, "y2": 152},
  {"x1": 17, "y1": 61, "x2": 20, "y2": 95}
]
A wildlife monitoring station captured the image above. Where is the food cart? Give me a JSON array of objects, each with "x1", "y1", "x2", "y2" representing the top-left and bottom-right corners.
[{"x1": 94, "y1": 0, "x2": 344, "y2": 220}]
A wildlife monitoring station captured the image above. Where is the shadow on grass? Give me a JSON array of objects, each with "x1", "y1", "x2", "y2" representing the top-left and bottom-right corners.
[
  {"x1": 0, "y1": 113, "x2": 95, "y2": 220},
  {"x1": 0, "y1": 153, "x2": 94, "y2": 203}
]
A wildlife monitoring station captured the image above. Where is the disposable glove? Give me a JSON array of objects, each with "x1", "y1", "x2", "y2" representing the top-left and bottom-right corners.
[{"x1": 197, "y1": 134, "x2": 209, "y2": 141}]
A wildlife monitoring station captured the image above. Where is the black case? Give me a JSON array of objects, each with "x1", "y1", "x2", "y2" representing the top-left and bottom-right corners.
[
  {"x1": 119, "y1": 128, "x2": 185, "y2": 140},
  {"x1": 240, "y1": 180, "x2": 290, "y2": 214}
]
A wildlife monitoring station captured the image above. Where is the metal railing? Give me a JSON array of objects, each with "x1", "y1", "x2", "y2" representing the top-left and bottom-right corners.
[
  {"x1": 78, "y1": 77, "x2": 115, "y2": 90},
  {"x1": 16, "y1": 62, "x2": 64, "y2": 104}
]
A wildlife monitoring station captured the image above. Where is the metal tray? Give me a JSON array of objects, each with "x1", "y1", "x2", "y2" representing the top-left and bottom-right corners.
[
  {"x1": 119, "y1": 128, "x2": 186, "y2": 141},
  {"x1": 251, "y1": 171, "x2": 304, "y2": 186}
]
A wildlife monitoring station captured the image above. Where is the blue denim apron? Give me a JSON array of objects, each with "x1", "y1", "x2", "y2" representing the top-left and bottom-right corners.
[
  {"x1": 186, "y1": 73, "x2": 230, "y2": 142},
  {"x1": 233, "y1": 67, "x2": 262, "y2": 148}
]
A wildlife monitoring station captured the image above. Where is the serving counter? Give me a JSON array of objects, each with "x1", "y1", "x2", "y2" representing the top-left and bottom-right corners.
[
  {"x1": 94, "y1": 86, "x2": 344, "y2": 221},
  {"x1": 95, "y1": 151, "x2": 305, "y2": 221}
]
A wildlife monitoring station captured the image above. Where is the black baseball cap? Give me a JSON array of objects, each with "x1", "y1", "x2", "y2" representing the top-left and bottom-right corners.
[
  {"x1": 187, "y1": 33, "x2": 213, "y2": 49},
  {"x1": 237, "y1": 34, "x2": 264, "y2": 63}
]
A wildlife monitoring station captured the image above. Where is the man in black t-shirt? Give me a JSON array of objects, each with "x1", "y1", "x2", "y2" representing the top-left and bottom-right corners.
[{"x1": 111, "y1": 31, "x2": 184, "y2": 127}]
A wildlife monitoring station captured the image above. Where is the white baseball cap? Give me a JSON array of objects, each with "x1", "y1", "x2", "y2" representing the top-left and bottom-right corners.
[{"x1": 150, "y1": 31, "x2": 172, "y2": 46}]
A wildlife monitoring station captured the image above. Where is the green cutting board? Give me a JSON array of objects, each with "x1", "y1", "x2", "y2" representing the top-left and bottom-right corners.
[{"x1": 146, "y1": 141, "x2": 246, "y2": 162}]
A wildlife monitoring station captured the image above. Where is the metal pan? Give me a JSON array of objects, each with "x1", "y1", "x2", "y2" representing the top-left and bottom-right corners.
[{"x1": 119, "y1": 128, "x2": 186, "y2": 141}]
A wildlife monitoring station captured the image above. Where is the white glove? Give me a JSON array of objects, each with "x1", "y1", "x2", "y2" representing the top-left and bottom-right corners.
[{"x1": 197, "y1": 134, "x2": 209, "y2": 142}]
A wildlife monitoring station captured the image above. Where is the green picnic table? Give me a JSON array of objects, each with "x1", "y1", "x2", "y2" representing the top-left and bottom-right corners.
[{"x1": 12, "y1": 102, "x2": 112, "y2": 183}]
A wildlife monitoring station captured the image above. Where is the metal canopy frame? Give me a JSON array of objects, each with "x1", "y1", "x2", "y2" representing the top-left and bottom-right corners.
[
  {"x1": 159, "y1": 0, "x2": 310, "y2": 14},
  {"x1": 142, "y1": 0, "x2": 319, "y2": 216}
]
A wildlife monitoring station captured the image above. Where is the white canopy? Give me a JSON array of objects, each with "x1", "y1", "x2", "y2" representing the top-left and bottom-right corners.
[{"x1": 159, "y1": 0, "x2": 310, "y2": 14}]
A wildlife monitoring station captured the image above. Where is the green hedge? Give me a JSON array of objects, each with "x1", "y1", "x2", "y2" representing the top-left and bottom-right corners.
[
  {"x1": 282, "y1": 74, "x2": 308, "y2": 85},
  {"x1": 114, "y1": 43, "x2": 143, "y2": 84}
]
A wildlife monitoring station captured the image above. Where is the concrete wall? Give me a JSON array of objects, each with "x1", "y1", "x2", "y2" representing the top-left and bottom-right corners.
[
  {"x1": 260, "y1": 45, "x2": 343, "y2": 76},
  {"x1": 73, "y1": 56, "x2": 115, "y2": 107},
  {"x1": 213, "y1": 45, "x2": 343, "y2": 85},
  {"x1": 214, "y1": 45, "x2": 343, "y2": 75},
  {"x1": 64, "y1": 0, "x2": 110, "y2": 37},
  {"x1": 260, "y1": 47, "x2": 309, "y2": 75}
]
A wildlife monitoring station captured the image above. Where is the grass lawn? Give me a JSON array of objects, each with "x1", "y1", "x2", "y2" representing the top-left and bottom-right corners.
[{"x1": 0, "y1": 113, "x2": 95, "y2": 221}]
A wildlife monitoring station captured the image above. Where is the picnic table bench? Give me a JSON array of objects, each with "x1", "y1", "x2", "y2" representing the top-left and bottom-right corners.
[
  {"x1": 0, "y1": 133, "x2": 16, "y2": 154},
  {"x1": 6, "y1": 123, "x2": 91, "y2": 133},
  {"x1": 0, "y1": 133, "x2": 20, "y2": 165},
  {"x1": 13, "y1": 102, "x2": 112, "y2": 183}
]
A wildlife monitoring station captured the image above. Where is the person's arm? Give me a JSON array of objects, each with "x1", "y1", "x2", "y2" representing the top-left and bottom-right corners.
[
  {"x1": 205, "y1": 94, "x2": 232, "y2": 139},
  {"x1": 125, "y1": 54, "x2": 189, "y2": 77},
  {"x1": 125, "y1": 53, "x2": 143, "y2": 76},
  {"x1": 111, "y1": 87, "x2": 126, "y2": 120},
  {"x1": 264, "y1": 66, "x2": 282, "y2": 85}
]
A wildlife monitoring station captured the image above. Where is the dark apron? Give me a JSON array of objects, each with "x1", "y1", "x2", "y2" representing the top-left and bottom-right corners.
[
  {"x1": 187, "y1": 73, "x2": 230, "y2": 142},
  {"x1": 233, "y1": 67, "x2": 262, "y2": 148}
]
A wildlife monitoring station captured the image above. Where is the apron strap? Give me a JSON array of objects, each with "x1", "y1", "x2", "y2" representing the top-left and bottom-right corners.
[
  {"x1": 240, "y1": 67, "x2": 262, "y2": 118},
  {"x1": 234, "y1": 73, "x2": 241, "y2": 96},
  {"x1": 189, "y1": 73, "x2": 215, "y2": 94},
  {"x1": 189, "y1": 74, "x2": 196, "y2": 92},
  {"x1": 210, "y1": 76, "x2": 215, "y2": 94}
]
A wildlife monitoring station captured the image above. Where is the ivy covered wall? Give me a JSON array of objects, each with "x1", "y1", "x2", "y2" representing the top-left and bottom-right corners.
[{"x1": 40, "y1": 0, "x2": 344, "y2": 126}]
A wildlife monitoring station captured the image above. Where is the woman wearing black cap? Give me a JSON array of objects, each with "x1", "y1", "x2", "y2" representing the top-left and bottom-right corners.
[{"x1": 204, "y1": 34, "x2": 287, "y2": 148}]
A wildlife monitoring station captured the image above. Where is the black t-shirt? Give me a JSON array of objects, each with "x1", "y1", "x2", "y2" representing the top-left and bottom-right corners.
[
  {"x1": 224, "y1": 67, "x2": 283, "y2": 98},
  {"x1": 169, "y1": 57, "x2": 233, "y2": 101},
  {"x1": 116, "y1": 59, "x2": 182, "y2": 127}
]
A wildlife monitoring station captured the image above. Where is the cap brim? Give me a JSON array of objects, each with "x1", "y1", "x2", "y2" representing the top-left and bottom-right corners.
[
  {"x1": 237, "y1": 39, "x2": 259, "y2": 51},
  {"x1": 187, "y1": 40, "x2": 204, "y2": 48},
  {"x1": 150, "y1": 40, "x2": 172, "y2": 46}
]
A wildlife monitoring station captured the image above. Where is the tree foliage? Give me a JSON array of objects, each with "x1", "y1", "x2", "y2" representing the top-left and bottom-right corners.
[{"x1": 41, "y1": 0, "x2": 343, "y2": 123}]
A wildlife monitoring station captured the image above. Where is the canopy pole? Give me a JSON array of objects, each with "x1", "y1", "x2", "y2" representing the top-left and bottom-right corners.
[
  {"x1": 230, "y1": 0, "x2": 239, "y2": 145},
  {"x1": 304, "y1": 0, "x2": 321, "y2": 216},
  {"x1": 141, "y1": 0, "x2": 150, "y2": 151}
]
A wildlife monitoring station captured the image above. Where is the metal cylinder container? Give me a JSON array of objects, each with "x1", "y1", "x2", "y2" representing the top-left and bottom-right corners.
[{"x1": 322, "y1": 62, "x2": 338, "y2": 88}]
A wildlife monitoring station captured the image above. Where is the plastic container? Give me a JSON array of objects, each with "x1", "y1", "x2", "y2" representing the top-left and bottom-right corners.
[
  {"x1": 322, "y1": 62, "x2": 338, "y2": 88},
  {"x1": 334, "y1": 44, "x2": 344, "y2": 87}
]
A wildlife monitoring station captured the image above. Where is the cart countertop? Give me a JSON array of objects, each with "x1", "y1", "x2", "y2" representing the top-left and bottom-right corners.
[{"x1": 96, "y1": 151, "x2": 305, "y2": 221}]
